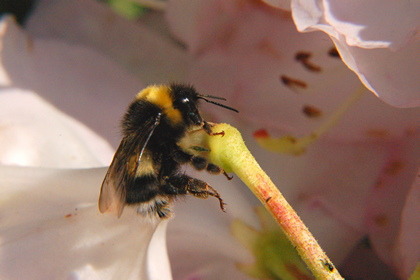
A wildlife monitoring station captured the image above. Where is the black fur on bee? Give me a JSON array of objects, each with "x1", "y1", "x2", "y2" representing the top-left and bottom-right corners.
[{"x1": 99, "y1": 84, "x2": 238, "y2": 218}]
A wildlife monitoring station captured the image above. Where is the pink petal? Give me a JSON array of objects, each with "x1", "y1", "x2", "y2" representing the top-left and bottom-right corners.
[
  {"x1": 365, "y1": 134, "x2": 420, "y2": 278},
  {"x1": 261, "y1": 0, "x2": 291, "y2": 11},
  {"x1": 291, "y1": 0, "x2": 420, "y2": 107},
  {"x1": 26, "y1": 0, "x2": 188, "y2": 85},
  {"x1": 395, "y1": 171, "x2": 420, "y2": 278}
]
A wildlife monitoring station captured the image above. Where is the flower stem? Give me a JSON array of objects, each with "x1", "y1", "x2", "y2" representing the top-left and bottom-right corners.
[{"x1": 207, "y1": 123, "x2": 344, "y2": 280}]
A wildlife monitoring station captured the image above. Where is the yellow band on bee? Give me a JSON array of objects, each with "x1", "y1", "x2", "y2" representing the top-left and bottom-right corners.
[{"x1": 136, "y1": 85, "x2": 182, "y2": 125}]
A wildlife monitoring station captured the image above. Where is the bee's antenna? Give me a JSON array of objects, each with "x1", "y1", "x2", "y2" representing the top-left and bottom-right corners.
[
  {"x1": 197, "y1": 95, "x2": 239, "y2": 113},
  {"x1": 198, "y1": 94, "x2": 227, "y2": 101}
]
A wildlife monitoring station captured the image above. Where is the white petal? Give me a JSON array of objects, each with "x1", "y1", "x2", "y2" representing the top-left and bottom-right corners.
[
  {"x1": 0, "y1": 88, "x2": 114, "y2": 167},
  {"x1": 0, "y1": 16, "x2": 143, "y2": 147},
  {"x1": 0, "y1": 166, "x2": 170, "y2": 280}
]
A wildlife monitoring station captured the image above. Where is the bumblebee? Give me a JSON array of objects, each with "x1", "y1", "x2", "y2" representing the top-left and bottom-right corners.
[{"x1": 99, "y1": 84, "x2": 238, "y2": 219}]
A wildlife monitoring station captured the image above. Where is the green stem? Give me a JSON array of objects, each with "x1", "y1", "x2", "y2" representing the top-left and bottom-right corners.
[{"x1": 207, "y1": 123, "x2": 344, "y2": 280}]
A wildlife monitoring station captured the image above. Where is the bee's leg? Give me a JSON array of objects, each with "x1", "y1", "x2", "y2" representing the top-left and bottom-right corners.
[
  {"x1": 171, "y1": 148, "x2": 207, "y2": 170},
  {"x1": 187, "y1": 154, "x2": 233, "y2": 181},
  {"x1": 203, "y1": 121, "x2": 225, "y2": 136},
  {"x1": 206, "y1": 163, "x2": 233, "y2": 180},
  {"x1": 191, "y1": 156, "x2": 208, "y2": 170},
  {"x1": 172, "y1": 148, "x2": 233, "y2": 180},
  {"x1": 162, "y1": 175, "x2": 226, "y2": 212}
]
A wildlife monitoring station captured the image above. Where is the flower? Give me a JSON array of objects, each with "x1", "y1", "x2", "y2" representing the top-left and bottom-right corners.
[
  {"x1": 288, "y1": 0, "x2": 420, "y2": 108},
  {"x1": 0, "y1": 17, "x2": 170, "y2": 280},
  {"x1": 166, "y1": 0, "x2": 420, "y2": 278},
  {"x1": 1, "y1": 0, "x2": 419, "y2": 279}
]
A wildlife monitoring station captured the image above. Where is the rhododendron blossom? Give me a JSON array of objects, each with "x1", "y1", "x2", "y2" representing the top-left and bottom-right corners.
[{"x1": 0, "y1": 0, "x2": 418, "y2": 279}]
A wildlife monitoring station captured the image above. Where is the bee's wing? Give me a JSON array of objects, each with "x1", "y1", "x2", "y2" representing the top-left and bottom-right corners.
[
  {"x1": 98, "y1": 140, "x2": 129, "y2": 217},
  {"x1": 99, "y1": 113, "x2": 162, "y2": 217}
]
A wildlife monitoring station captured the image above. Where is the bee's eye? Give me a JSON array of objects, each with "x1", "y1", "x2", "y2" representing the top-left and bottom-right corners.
[
  {"x1": 188, "y1": 111, "x2": 202, "y2": 125},
  {"x1": 182, "y1": 97, "x2": 189, "y2": 103}
]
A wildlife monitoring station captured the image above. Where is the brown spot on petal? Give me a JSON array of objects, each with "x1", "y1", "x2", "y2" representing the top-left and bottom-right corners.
[
  {"x1": 365, "y1": 129, "x2": 390, "y2": 139},
  {"x1": 384, "y1": 160, "x2": 404, "y2": 176},
  {"x1": 373, "y1": 215, "x2": 388, "y2": 227},
  {"x1": 295, "y1": 51, "x2": 322, "y2": 72},
  {"x1": 328, "y1": 47, "x2": 340, "y2": 58},
  {"x1": 295, "y1": 51, "x2": 311, "y2": 61},
  {"x1": 303, "y1": 105, "x2": 322, "y2": 118},
  {"x1": 280, "y1": 75, "x2": 307, "y2": 89},
  {"x1": 65, "y1": 214, "x2": 72, "y2": 218}
]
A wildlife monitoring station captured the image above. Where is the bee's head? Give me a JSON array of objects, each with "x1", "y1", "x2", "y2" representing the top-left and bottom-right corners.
[
  {"x1": 170, "y1": 83, "x2": 239, "y2": 126},
  {"x1": 171, "y1": 84, "x2": 203, "y2": 126}
]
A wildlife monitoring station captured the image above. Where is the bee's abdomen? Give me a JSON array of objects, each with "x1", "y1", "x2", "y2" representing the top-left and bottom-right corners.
[{"x1": 125, "y1": 174, "x2": 160, "y2": 204}]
